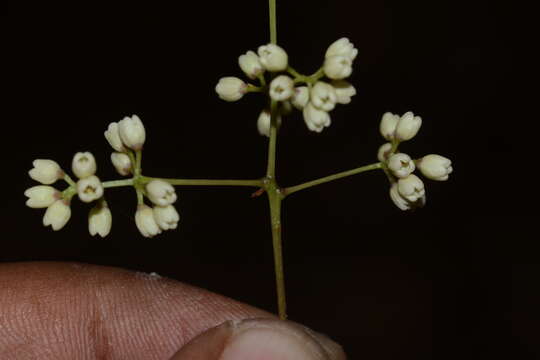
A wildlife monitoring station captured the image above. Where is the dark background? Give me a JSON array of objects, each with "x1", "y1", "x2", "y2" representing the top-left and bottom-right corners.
[{"x1": 1, "y1": 1, "x2": 530, "y2": 359}]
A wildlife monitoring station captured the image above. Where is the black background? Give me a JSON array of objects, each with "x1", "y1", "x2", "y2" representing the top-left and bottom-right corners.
[{"x1": 1, "y1": 1, "x2": 531, "y2": 359}]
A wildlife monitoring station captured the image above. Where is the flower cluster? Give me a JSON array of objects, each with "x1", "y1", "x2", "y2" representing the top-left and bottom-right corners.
[
  {"x1": 377, "y1": 111, "x2": 453, "y2": 210},
  {"x1": 215, "y1": 38, "x2": 358, "y2": 134},
  {"x1": 25, "y1": 115, "x2": 180, "y2": 238}
]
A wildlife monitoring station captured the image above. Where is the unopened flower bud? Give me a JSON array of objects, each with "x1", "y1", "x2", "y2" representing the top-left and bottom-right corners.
[
  {"x1": 395, "y1": 111, "x2": 422, "y2": 141},
  {"x1": 310, "y1": 81, "x2": 337, "y2": 111},
  {"x1": 104, "y1": 122, "x2": 126, "y2": 152},
  {"x1": 379, "y1": 112, "x2": 400, "y2": 140},
  {"x1": 269, "y1": 75, "x2": 294, "y2": 101},
  {"x1": 135, "y1": 204, "x2": 161, "y2": 238},
  {"x1": 397, "y1": 174, "x2": 425, "y2": 203},
  {"x1": 89, "y1": 202, "x2": 112, "y2": 238},
  {"x1": 331, "y1": 80, "x2": 356, "y2": 104},
  {"x1": 303, "y1": 103, "x2": 331, "y2": 133},
  {"x1": 118, "y1": 115, "x2": 146, "y2": 151},
  {"x1": 238, "y1": 50, "x2": 264, "y2": 79},
  {"x1": 24, "y1": 185, "x2": 61, "y2": 208},
  {"x1": 72, "y1": 152, "x2": 97, "y2": 179},
  {"x1": 418, "y1": 154, "x2": 453, "y2": 181},
  {"x1": 215, "y1": 77, "x2": 247, "y2": 102},
  {"x1": 111, "y1": 152, "x2": 132, "y2": 176},
  {"x1": 256, "y1": 109, "x2": 282, "y2": 137},
  {"x1": 291, "y1": 86, "x2": 309, "y2": 110},
  {"x1": 387, "y1": 153, "x2": 415, "y2": 178},
  {"x1": 43, "y1": 199, "x2": 71, "y2": 231},
  {"x1": 389, "y1": 183, "x2": 411, "y2": 211},
  {"x1": 29, "y1": 159, "x2": 63, "y2": 185},
  {"x1": 325, "y1": 37, "x2": 358, "y2": 60},
  {"x1": 323, "y1": 55, "x2": 353, "y2": 80},
  {"x1": 257, "y1": 43, "x2": 288, "y2": 72},
  {"x1": 377, "y1": 143, "x2": 393, "y2": 162},
  {"x1": 77, "y1": 175, "x2": 104, "y2": 203},
  {"x1": 153, "y1": 205, "x2": 180, "y2": 230},
  {"x1": 146, "y1": 179, "x2": 177, "y2": 206}
]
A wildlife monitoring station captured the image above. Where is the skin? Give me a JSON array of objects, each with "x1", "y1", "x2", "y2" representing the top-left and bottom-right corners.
[{"x1": 0, "y1": 262, "x2": 346, "y2": 360}]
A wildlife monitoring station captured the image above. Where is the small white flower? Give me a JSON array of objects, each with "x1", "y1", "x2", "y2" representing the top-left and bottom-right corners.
[
  {"x1": 88, "y1": 203, "x2": 112, "y2": 238},
  {"x1": 110, "y1": 152, "x2": 132, "y2": 176},
  {"x1": 43, "y1": 199, "x2": 71, "y2": 231},
  {"x1": 72, "y1": 152, "x2": 97, "y2": 179},
  {"x1": 215, "y1": 77, "x2": 247, "y2": 102},
  {"x1": 417, "y1": 154, "x2": 453, "y2": 181},
  {"x1": 325, "y1": 37, "x2": 358, "y2": 60},
  {"x1": 331, "y1": 80, "x2": 356, "y2": 104},
  {"x1": 153, "y1": 205, "x2": 180, "y2": 230},
  {"x1": 310, "y1": 81, "x2": 337, "y2": 111},
  {"x1": 269, "y1": 75, "x2": 294, "y2": 101},
  {"x1": 257, "y1": 43, "x2": 288, "y2": 72},
  {"x1": 397, "y1": 174, "x2": 425, "y2": 203},
  {"x1": 323, "y1": 55, "x2": 353, "y2": 80},
  {"x1": 303, "y1": 103, "x2": 331, "y2": 133},
  {"x1": 389, "y1": 183, "x2": 411, "y2": 211},
  {"x1": 238, "y1": 50, "x2": 264, "y2": 79},
  {"x1": 77, "y1": 175, "x2": 104, "y2": 203},
  {"x1": 379, "y1": 112, "x2": 400, "y2": 140},
  {"x1": 29, "y1": 159, "x2": 63, "y2": 185},
  {"x1": 395, "y1": 111, "x2": 422, "y2": 141},
  {"x1": 257, "y1": 109, "x2": 282, "y2": 137},
  {"x1": 118, "y1": 114, "x2": 146, "y2": 151},
  {"x1": 135, "y1": 204, "x2": 161, "y2": 238},
  {"x1": 24, "y1": 185, "x2": 61, "y2": 208},
  {"x1": 146, "y1": 179, "x2": 177, "y2": 206},
  {"x1": 377, "y1": 143, "x2": 393, "y2": 162},
  {"x1": 387, "y1": 153, "x2": 415, "y2": 178},
  {"x1": 104, "y1": 122, "x2": 126, "y2": 152},
  {"x1": 291, "y1": 86, "x2": 309, "y2": 110}
]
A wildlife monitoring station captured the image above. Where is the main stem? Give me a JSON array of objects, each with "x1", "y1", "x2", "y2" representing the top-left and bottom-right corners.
[{"x1": 266, "y1": 0, "x2": 287, "y2": 320}]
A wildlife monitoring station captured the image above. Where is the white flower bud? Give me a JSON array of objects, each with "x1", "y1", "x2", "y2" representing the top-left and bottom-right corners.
[
  {"x1": 238, "y1": 50, "x2": 264, "y2": 79},
  {"x1": 256, "y1": 109, "x2": 282, "y2": 137},
  {"x1": 379, "y1": 112, "x2": 400, "y2": 140},
  {"x1": 215, "y1": 77, "x2": 247, "y2": 102},
  {"x1": 153, "y1": 205, "x2": 180, "y2": 230},
  {"x1": 118, "y1": 115, "x2": 146, "y2": 151},
  {"x1": 111, "y1": 152, "x2": 132, "y2": 176},
  {"x1": 257, "y1": 43, "x2": 288, "y2": 72},
  {"x1": 387, "y1": 153, "x2": 415, "y2": 178},
  {"x1": 303, "y1": 103, "x2": 331, "y2": 133},
  {"x1": 389, "y1": 183, "x2": 411, "y2": 211},
  {"x1": 331, "y1": 80, "x2": 356, "y2": 104},
  {"x1": 323, "y1": 55, "x2": 353, "y2": 80},
  {"x1": 146, "y1": 179, "x2": 177, "y2": 206},
  {"x1": 43, "y1": 199, "x2": 71, "y2": 231},
  {"x1": 104, "y1": 122, "x2": 126, "y2": 152},
  {"x1": 397, "y1": 174, "x2": 425, "y2": 203},
  {"x1": 310, "y1": 81, "x2": 337, "y2": 111},
  {"x1": 269, "y1": 75, "x2": 294, "y2": 101},
  {"x1": 325, "y1": 37, "x2": 358, "y2": 60},
  {"x1": 72, "y1": 152, "x2": 97, "y2": 179},
  {"x1": 291, "y1": 86, "x2": 309, "y2": 110},
  {"x1": 24, "y1": 185, "x2": 61, "y2": 208},
  {"x1": 395, "y1": 111, "x2": 422, "y2": 141},
  {"x1": 135, "y1": 204, "x2": 161, "y2": 238},
  {"x1": 377, "y1": 143, "x2": 393, "y2": 162},
  {"x1": 88, "y1": 203, "x2": 112, "y2": 238},
  {"x1": 77, "y1": 175, "x2": 104, "y2": 203},
  {"x1": 29, "y1": 159, "x2": 63, "y2": 185},
  {"x1": 418, "y1": 154, "x2": 453, "y2": 181}
]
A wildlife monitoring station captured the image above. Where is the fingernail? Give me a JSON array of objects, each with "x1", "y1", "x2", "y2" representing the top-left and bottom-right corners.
[{"x1": 170, "y1": 318, "x2": 346, "y2": 360}]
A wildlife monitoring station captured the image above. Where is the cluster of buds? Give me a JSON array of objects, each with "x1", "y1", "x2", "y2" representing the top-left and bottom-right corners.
[
  {"x1": 215, "y1": 38, "x2": 358, "y2": 135},
  {"x1": 25, "y1": 115, "x2": 180, "y2": 238},
  {"x1": 377, "y1": 111, "x2": 453, "y2": 210}
]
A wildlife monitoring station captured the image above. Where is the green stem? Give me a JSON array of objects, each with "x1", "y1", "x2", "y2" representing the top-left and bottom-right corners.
[
  {"x1": 283, "y1": 162, "x2": 383, "y2": 197},
  {"x1": 142, "y1": 176, "x2": 264, "y2": 187},
  {"x1": 102, "y1": 179, "x2": 134, "y2": 188},
  {"x1": 269, "y1": 0, "x2": 276, "y2": 44},
  {"x1": 266, "y1": 100, "x2": 279, "y2": 178}
]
